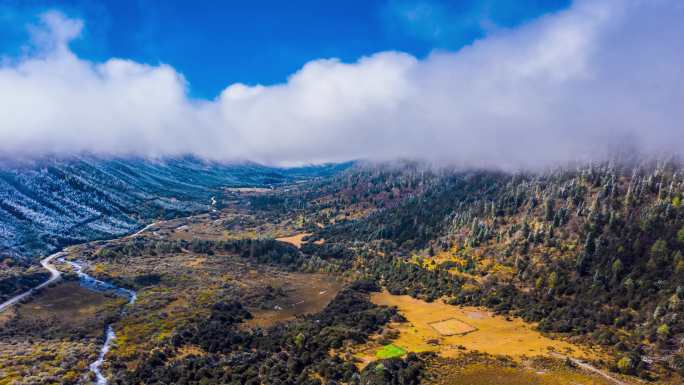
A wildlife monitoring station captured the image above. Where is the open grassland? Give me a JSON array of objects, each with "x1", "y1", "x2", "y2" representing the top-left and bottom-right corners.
[
  {"x1": 351, "y1": 291, "x2": 634, "y2": 384},
  {"x1": 376, "y1": 343, "x2": 407, "y2": 359},
  {"x1": 354, "y1": 291, "x2": 602, "y2": 367},
  {"x1": 430, "y1": 318, "x2": 477, "y2": 336},
  {"x1": 276, "y1": 232, "x2": 313, "y2": 248}
]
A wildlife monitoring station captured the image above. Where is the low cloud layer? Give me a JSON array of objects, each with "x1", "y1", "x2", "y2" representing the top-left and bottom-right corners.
[{"x1": 0, "y1": 0, "x2": 682, "y2": 168}]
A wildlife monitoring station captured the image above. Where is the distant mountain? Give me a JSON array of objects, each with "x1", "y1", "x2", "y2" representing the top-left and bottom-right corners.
[
  {"x1": 279, "y1": 161, "x2": 356, "y2": 179},
  {"x1": 0, "y1": 156, "x2": 349, "y2": 259}
]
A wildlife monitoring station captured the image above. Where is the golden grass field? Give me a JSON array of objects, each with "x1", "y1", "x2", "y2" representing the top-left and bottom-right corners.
[
  {"x1": 354, "y1": 291, "x2": 602, "y2": 366},
  {"x1": 350, "y1": 291, "x2": 630, "y2": 385},
  {"x1": 429, "y1": 318, "x2": 477, "y2": 336},
  {"x1": 276, "y1": 232, "x2": 314, "y2": 248}
]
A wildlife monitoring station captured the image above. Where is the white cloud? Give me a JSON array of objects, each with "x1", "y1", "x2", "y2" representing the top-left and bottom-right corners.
[{"x1": 0, "y1": 0, "x2": 682, "y2": 169}]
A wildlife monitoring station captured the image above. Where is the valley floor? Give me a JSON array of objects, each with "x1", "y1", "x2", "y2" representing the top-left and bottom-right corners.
[{"x1": 2, "y1": 167, "x2": 683, "y2": 385}]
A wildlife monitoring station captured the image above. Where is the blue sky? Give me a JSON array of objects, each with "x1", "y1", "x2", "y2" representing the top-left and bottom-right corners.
[
  {"x1": 0, "y1": 0, "x2": 681, "y2": 167},
  {"x1": 0, "y1": 0, "x2": 569, "y2": 98}
]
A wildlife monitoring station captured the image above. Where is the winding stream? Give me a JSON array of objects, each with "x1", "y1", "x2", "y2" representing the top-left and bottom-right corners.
[
  {"x1": 60, "y1": 258, "x2": 137, "y2": 384},
  {"x1": 90, "y1": 326, "x2": 116, "y2": 385}
]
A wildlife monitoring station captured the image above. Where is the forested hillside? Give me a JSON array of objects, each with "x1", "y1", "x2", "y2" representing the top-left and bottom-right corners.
[{"x1": 298, "y1": 160, "x2": 684, "y2": 379}]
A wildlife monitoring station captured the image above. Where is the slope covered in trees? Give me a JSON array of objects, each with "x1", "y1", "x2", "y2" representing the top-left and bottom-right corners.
[{"x1": 302, "y1": 160, "x2": 684, "y2": 379}]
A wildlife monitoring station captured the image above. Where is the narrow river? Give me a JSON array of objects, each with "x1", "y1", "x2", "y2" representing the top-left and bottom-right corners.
[{"x1": 60, "y1": 258, "x2": 137, "y2": 384}]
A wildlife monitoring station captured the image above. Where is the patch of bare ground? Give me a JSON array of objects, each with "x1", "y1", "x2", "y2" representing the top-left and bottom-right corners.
[
  {"x1": 6, "y1": 281, "x2": 124, "y2": 338},
  {"x1": 242, "y1": 272, "x2": 344, "y2": 328}
]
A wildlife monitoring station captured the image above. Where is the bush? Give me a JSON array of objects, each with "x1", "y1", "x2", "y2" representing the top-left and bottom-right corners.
[{"x1": 616, "y1": 356, "x2": 634, "y2": 374}]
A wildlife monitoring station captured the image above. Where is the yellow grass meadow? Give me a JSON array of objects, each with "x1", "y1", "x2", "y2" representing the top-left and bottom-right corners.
[
  {"x1": 355, "y1": 291, "x2": 602, "y2": 364},
  {"x1": 429, "y1": 318, "x2": 477, "y2": 336},
  {"x1": 276, "y1": 232, "x2": 313, "y2": 248}
]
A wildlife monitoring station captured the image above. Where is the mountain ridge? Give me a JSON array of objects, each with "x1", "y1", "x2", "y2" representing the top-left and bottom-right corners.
[{"x1": 0, "y1": 155, "x2": 349, "y2": 260}]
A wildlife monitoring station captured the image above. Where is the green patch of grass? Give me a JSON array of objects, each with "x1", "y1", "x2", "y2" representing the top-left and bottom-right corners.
[{"x1": 376, "y1": 343, "x2": 406, "y2": 359}]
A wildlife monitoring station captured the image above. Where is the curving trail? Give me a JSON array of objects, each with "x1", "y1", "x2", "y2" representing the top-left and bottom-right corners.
[
  {"x1": 0, "y1": 218, "x2": 159, "y2": 313},
  {"x1": 0, "y1": 252, "x2": 137, "y2": 384},
  {"x1": 125, "y1": 221, "x2": 158, "y2": 239},
  {"x1": 0, "y1": 218, "x2": 157, "y2": 315},
  {"x1": 0, "y1": 251, "x2": 66, "y2": 313}
]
